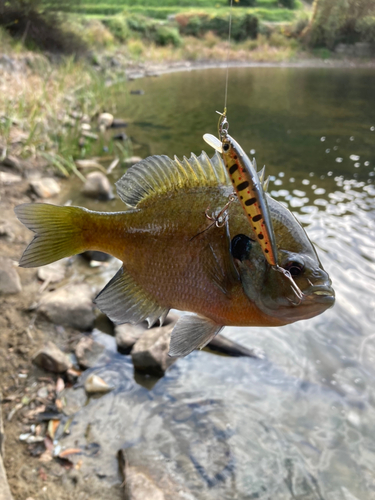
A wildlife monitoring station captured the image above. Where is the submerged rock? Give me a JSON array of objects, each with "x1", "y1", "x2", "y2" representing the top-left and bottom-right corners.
[
  {"x1": 131, "y1": 315, "x2": 178, "y2": 376},
  {"x1": 115, "y1": 322, "x2": 148, "y2": 354},
  {"x1": 82, "y1": 171, "x2": 114, "y2": 201},
  {"x1": 84, "y1": 374, "x2": 113, "y2": 395},
  {"x1": 33, "y1": 341, "x2": 72, "y2": 373},
  {"x1": 38, "y1": 283, "x2": 95, "y2": 330},
  {"x1": 0, "y1": 257, "x2": 22, "y2": 294},
  {"x1": 75, "y1": 337, "x2": 105, "y2": 369},
  {"x1": 30, "y1": 178, "x2": 61, "y2": 198},
  {"x1": 118, "y1": 450, "x2": 165, "y2": 500}
]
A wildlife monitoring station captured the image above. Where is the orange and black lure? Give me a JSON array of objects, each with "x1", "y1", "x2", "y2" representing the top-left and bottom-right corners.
[{"x1": 203, "y1": 110, "x2": 304, "y2": 303}]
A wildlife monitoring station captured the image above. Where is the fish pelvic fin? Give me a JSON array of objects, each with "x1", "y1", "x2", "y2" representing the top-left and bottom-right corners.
[
  {"x1": 168, "y1": 314, "x2": 223, "y2": 358},
  {"x1": 94, "y1": 265, "x2": 169, "y2": 327},
  {"x1": 15, "y1": 203, "x2": 89, "y2": 268}
]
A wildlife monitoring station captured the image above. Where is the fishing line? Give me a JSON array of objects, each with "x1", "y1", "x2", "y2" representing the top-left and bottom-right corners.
[{"x1": 224, "y1": 0, "x2": 234, "y2": 112}]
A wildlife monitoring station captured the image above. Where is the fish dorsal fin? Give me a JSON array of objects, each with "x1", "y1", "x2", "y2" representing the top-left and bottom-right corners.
[
  {"x1": 116, "y1": 151, "x2": 229, "y2": 208},
  {"x1": 94, "y1": 265, "x2": 169, "y2": 327}
]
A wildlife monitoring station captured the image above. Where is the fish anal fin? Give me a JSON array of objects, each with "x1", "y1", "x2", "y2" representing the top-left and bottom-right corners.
[
  {"x1": 94, "y1": 266, "x2": 168, "y2": 326},
  {"x1": 168, "y1": 314, "x2": 223, "y2": 358}
]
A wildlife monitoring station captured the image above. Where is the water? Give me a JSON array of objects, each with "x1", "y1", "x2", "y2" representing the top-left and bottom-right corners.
[{"x1": 61, "y1": 67, "x2": 375, "y2": 499}]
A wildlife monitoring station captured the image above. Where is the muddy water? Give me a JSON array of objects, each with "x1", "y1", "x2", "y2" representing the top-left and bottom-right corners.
[{"x1": 61, "y1": 67, "x2": 375, "y2": 499}]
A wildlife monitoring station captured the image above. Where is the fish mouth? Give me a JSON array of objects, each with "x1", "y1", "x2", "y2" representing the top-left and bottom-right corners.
[{"x1": 305, "y1": 284, "x2": 335, "y2": 306}]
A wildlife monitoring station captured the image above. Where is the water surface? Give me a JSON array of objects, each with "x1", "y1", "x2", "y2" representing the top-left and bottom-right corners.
[{"x1": 62, "y1": 67, "x2": 375, "y2": 500}]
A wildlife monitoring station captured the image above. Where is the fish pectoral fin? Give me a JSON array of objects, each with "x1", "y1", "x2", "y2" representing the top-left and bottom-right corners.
[
  {"x1": 94, "y1": 265, "x2": 169, "y2": 327},
  {"x1": 168, "y1": 314, "x2": 223, "y2": 358}
]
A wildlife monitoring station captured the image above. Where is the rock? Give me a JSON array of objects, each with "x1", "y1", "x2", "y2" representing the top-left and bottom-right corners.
[
  {"x1": 37, "y1": 260, "x2": 66, "y2": 284},
  {"x1": 30, "y1": 178, "x2": 61, "y2": 198},
  {"x1": 82, "y1": 131, "x2": 99, "y2": 140},
  {"x1": 0, "y1": 392, "x2": 14, "y2": 500},
  {"x1": 113, "y1": 132, "x2": 128, "y2": 141},
  {"x1": 0, "y1": 257, "x2": 22, "y2": 294},
  {"x1": 0, "y1": 392, "x2": 4, "y2": 456},
  {"x1": 82, "y1": 171, "x2": 114, "y2": 200},
  {"x1": 75, "y1": 337, "x2": 105, "y2": 369},
  {"x1": 84, "y1": 374, "x2": 113, "y2": 395},
  {"x1": 0, "y1": 171, "x2": 22, "y2": 184},
  {"x1": 0, "y1": 155, "x2": 24, "y2": 172},
  {"x1": 118, "y1": 450, "x2": 165, "y2": 500},
  {"x1": 354, "y1": 42, "x2": 373, "y2": 57},
  {"x1": 76, "y1": 159, "x2": 104, "y2": 170},
  {"x1": 130, "y1": 89, "x2": 145, "y2": 95},
  {"x1": 131, "y1": 315, "x2": 178, "y2": 376},
  {"x1": 98, "y1": 112, "x2": 114, "y2": 128},
  {"x1": 33, "y1": 341, "x2": 72, "y2": 373},
  {"x1": 123, "y1": 156, "x2": 143, "y2": 167},
  {"x1": 38, "y1": 284, "x2": 95, "y2": 330},
  {"x1": 335, "y1": 43, "x2": 355, "y2": 56},
  {"x1": 81, "y1": 123, "x2": 91, "y2": 131},
  {"x1": 115, "y1": 322, "x2": 148, "y2": 354},
  {"x1": 205, "y1": 334, "x2": 260, "y2": 358},
  {"x1": 111, "y1": 118, "x2": 128, "y2": 128}
]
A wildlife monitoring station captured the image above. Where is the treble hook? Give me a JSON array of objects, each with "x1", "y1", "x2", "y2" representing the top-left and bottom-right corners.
[
  {"x1": 205, "y1": 194, "x2": 236, "y2": 228},
  {"x1": 273, "y1": 265, "x2": 305, "y2": 306}
]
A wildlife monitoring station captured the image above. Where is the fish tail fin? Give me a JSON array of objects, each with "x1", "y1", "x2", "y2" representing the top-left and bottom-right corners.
[{"x1": 15, "y1": 203, "x2": 89, "y2": 268}]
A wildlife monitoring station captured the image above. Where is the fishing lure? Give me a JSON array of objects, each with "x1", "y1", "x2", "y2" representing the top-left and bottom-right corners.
[{"x1": 203, "y1": 110, "x2": 304, "y2": 304}]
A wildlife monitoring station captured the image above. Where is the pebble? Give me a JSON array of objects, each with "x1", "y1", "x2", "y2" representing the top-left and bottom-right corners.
[
  {"x1": 75, "y1": 159, "x2": 104, "y2": 170},
  {"x1": 0, "y1": 171, "x2": 22, "y2": 184},
  {"x1": 33, "y1": 341, "x2": 72, "y2": 373},
  {"x1": 37, "y1": 260, "x2": 66, "y2": 284},
  {"x1": 0, "y1": 257, "x2": 22, "y2": 294},
  {"x1": 75, "y1": 337, "x2": 105, "y2": 369},
  {"x1": 115, "y1": 322, "x2": 147, "y2": 354},
  {"x1": 111, "y1": 118, "x2": 128, "y2": 128},
  {"x1": 84, "y1": 374, "x2": 113, "y2": 395},
  {"x1": 82, "y1": 171, "x2": 114, "y2": 201},
  {"x1": 98, "y1": 112, "x2": 114, "y2": 128},
  {"x1": 38, "y1": 283, "x2": 95, "y2": 330},
  {"x1": 30, "y1": 178, "x2": 61, "y2": 198}
]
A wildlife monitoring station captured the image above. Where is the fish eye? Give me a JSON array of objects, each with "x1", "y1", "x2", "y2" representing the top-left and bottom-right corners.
[
  {"x1": 223, "y1": 143, "x2": 230, "y2": 152},
  {"x1": 231, "y1": 234, "x2": 253, "y2": 261},
  {"x1": 285, "y1": 260, "x2": 304, "y2": 277}
]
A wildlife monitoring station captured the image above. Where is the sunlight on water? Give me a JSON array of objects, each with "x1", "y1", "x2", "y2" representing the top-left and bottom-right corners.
[{"x1": 61, "y1": 67, "x2": 375, "y2": 499}]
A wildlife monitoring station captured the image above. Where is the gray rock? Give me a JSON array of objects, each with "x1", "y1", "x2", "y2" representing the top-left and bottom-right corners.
[
  {"x1": 111, "y1": 118, "x2": 128, "y2": 128},
  {"x1": 38, "y1": 283, "x2": 95, "y2": 330},
  {"x1": 82, "y1": 172, "x2": 114, "y2": 201},
  {"x1": 354, "y1": 42, "x2": 373, "y2": 57},
  {"x1": 118, "y1": 450, "x2": 165, "y2": 500},
  {"x1": 0, "y1": 455, "x2": 14, "y2": 500},
  {"x1": 0, "y1": 257, "x2": 22, "y2": 294},
  {"x1": 131, "y1": 315, "x2": 178, "y2": 376},
  {"x1": 33, "y1": 341, "x2": 72, "y2": 373},
  {"x1": 0, "y1": 171, "x2": 22, "y2": 184},
  {"x1": 30, "y1": 177, "x2": 61, "y2": 198},
  {"x1": 75, "y1": 336, "x2": 105, "y2": 369},
  {"x1": 37, "y1": 260, "x2": 66, "y2": 284},
  {"x1": 115, "y1": 322, "x2": 148, "y2": 354},
  {"x1": 335, "y1": 43, "x2": 355, "y2": 56}
]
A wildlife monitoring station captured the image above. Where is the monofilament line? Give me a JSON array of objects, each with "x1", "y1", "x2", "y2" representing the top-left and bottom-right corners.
[{"x1": 224, "y1": 0, "x2": 234, "y2": 111}]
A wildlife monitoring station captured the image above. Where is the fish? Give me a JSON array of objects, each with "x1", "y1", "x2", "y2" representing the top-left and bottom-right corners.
[{"x1": 15, "y1": 151, "x2": 335, "y2": 357}]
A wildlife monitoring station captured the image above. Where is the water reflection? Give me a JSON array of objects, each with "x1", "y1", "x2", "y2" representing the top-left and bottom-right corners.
[{"x1": 61, "y1": 67, "x2": 375, "y2": 499}]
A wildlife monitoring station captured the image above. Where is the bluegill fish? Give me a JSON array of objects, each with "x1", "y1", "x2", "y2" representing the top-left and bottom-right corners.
[{"x1": 15, "y1": 151, "x2": 335, "y2": 357}]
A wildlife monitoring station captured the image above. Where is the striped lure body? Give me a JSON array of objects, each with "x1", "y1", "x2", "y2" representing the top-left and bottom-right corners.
[{"x1": 203, "y1": 132, "x2": 278, "y2": 267}]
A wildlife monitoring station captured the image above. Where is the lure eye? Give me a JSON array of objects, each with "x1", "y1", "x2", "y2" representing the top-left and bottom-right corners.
[
  {"x1": 223, "y1": 143, "x2": 230, "y2": 152},
  {"x1": 285, "y1": 261, "x2": 304, "y2": 277}
]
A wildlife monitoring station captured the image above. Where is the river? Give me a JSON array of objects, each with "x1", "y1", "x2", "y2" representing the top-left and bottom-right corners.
[{"x1": 61, "y1": 66, "x2": 375, "y2": 500}]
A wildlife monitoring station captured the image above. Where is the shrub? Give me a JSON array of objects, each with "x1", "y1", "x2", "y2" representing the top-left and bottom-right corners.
[
  {"x1": 103, "y1": 16, "x2": 130, "y2": 42},
  {"x1": 356, "y1": 16, "x2": 375, "y2": 44},
  {"x1": 278, "y1": 0, "x2": 296, "y2": 9},
  {"x1": 175, "y1": 12, "x2": 258, "y2": 41},
  {"x1": 231, "y1": 0, "x2": 256, "y2": 6},
  {"x1": 126, "y1": 15, "x2": 182, "y2": 47},
  {"x1": 154, "y1": 25, "x2": 182, "y2": 46}
]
